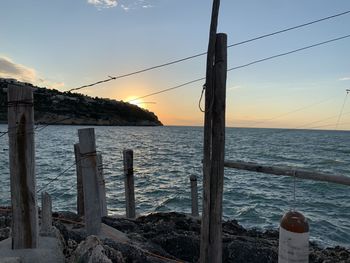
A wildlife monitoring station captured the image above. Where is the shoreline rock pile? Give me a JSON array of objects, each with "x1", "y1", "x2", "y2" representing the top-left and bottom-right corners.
[{"x1": 1, "y1": 208, "x2": 349, "y2": 262}]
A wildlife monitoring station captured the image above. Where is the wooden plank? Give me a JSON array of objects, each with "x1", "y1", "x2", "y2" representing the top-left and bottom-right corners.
[
  {"x1": 190, "y1": 175, "x2": 199, "y2": 217},
  {"x1": 123, "y1": 149, "x2": 136, "y2": 219},
  {"x1": 78, "y1": 128, "x2": 101, "y2": 235},
  {"x1": 74, "y1": 143, "x2": 84, "y2": 217},
  {"x1": 200, "y1": 0, "x2": 221, "y2": 262},
  {"x1": 97, "y1": 153, "x2": 107, "y2": 217},
  {"x1": 40, "y1": 192, "x2": 52, "y2": 234},
  {"x1": 7, "y1": 84, "x2": 38, "y2": 249},
  {"x1": 224, "y1": 160, "x2": 350, "y2": 186}
]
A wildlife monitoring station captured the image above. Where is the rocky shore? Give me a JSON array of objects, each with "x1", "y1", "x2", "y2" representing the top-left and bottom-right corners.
[{"x1": 0, "y1": 208, "x2": 349, "y2": 262}]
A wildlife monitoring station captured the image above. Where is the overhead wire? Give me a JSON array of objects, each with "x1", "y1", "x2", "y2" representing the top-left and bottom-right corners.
[
  {"x1": 309, "y1": 122, "x2": 350, "y2": 130},
  {"x1": 66, "y1": 10, "x2": 350, "y2": 92},
  {"x1": 227, "y1": 34, "x2": 350, "y2": 72},
  {"x1": 241, "y1": 97, "x2": 336, "y2": 127},
  {"x1": 1, "y1": 35, "x2": 349, "y2": 137},
  {"x1": 127, "y1": 34, "x2": 350, "y2": 103}
]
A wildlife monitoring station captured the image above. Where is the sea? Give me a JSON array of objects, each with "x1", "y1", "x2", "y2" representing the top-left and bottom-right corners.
[{"x1": 0, "y1": 125, "x2": 349, "y2": 248}]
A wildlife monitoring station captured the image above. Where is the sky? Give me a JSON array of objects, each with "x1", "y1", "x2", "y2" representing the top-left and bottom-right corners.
[{"x1": 1, "y1": 0, "x2": 350, "y2": 129}]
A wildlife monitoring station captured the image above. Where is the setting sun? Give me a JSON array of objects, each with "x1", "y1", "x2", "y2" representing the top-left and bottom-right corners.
[{"x1": 124, "y1": 96, "x2": 146, "y2": 109}]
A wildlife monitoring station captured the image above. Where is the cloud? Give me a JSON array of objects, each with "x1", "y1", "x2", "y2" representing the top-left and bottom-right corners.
[
  {"x1": 228, "y1": 85, "x2": 242, "y2": 91},
  {"x1": 0, "y1": 56, "x2": 36, "y2": 83},
  {"x1": 121, "y1": 4, "x2": 129, "y2": 11},
  {"x1": 0, "y1": 55, "x2": 64, "y2": 89},
  {"x1": 339, "y1": 77, "x2": 350, "y2": 81},
  {"x1": 87, "y1": 0, "x2": 154, "y2": 11},
  {"x1": 115, "y1": 0, "x2": 154, "y2": 11},
  {"x1": 37, "y1": 78, "x2": 65, "y2": 89},
  {"x1": 87, "y1": 0, "x2": 118, "y2": 9}
]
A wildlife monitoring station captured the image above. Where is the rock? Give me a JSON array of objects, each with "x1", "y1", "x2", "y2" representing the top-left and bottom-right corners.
[
  {"x1": 103, "y1": 239, "x2": 169, "y2": 263},
  {"x1": 69, "y1": 235, "x2": 113, "y2": 263},
  {"x1": 0, "y1": 228, "x2": 10, "y2": 242},
  {"x1": 103, "y1": 245, "x2": 125, "y2": 263},
  {"x1": 66, "y1": 239, "x2": 78, "y2": 257},
  {"x1": 8, "y1": 209, "x2": 344, "y2": 263}
]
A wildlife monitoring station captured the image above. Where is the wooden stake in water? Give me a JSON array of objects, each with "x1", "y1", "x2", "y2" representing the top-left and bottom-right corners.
[
  {"x1": 74, "y1": 143, "x2": 84, "y2": 217},
  {"x1": 78, "y1": 128, "x2": 101, "y2": 235},
  {"x1": 190, "y1": 175, "x2": 199, "y2": 217},
  {"x1": 97, "y1": 153, "x2": 107, "y2": 217},
  {"x1": 41, "y1": 192, "x2": 52, "y2": 234},
  {"x1": 123, "y1": 149, "x2": 136, "y2": 219},
  {"x1": 8, "y1": 84, "x2": 38, "y2": 249}
]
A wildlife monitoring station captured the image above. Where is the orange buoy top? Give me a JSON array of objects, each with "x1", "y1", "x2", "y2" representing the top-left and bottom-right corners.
[{"x1": 280, "y1": 210, "x2": 309, "y2": 233}]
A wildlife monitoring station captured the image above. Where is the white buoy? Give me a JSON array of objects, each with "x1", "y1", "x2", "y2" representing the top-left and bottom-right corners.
[{"x1": 278, "y1": 210, "x2": 309, "y2": 263}]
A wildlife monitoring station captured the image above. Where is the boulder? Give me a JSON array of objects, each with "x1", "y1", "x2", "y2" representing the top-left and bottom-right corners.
[{"x1": 69, "y1": 235, "x2": 124, "y2": 263}]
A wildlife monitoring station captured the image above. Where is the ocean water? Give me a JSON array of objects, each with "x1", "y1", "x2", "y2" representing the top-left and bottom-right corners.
[{"x1": 0, "y1": 125, "x2": 349, "y2": 247}]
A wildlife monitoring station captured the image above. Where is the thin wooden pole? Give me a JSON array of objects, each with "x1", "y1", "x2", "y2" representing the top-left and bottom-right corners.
[
  {"x1": 8, "y1": 84, "x2": 38, "y2": 249},
  {"x1": 74, "y1": 143, "x2": 84, "y2": 217},
  {"x1": 123, "y1": 149, "x2": 135, "y2": 219},
  {"x1": 97, "y1": 153, "x2": 107, "y2": 217},
  {"x1": 41, "y1": 192, "x2": 52, "y2": 234},
  {"x1": 224, "y1": 160, "x2": 350, "y2": 186},
  {"x1": 201, "y1": 0, "x2": 221, "y2": 261},
  {"x1": 78, "y1": 128, "x2": 101, "y2": 235},
  {"x1": 190, "y1": 175, "x2": 199, "y2": 217}
]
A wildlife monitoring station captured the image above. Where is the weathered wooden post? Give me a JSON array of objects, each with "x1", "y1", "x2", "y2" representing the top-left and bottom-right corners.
[
  {"x1": 97, "y1": 153, "x2": 107, "y2": 217},
  {"x1": 200, "y1": 32, "x2": 227, "y2": 263},
  {"x1": 200, "y1": 0, "x2": 221, "y2": 261},
  {"x1": 209, "y1": 32, "x2": 227, "y2": 261},
  {"x1": 78, "y1": 128, "x2": 101, "y2": 235},
  {"x1": 8, "y1": 83, "x2": 38, "y2": 249},
  {"x1": 123, "y1": 149, "x2": 136, "y2": 219},
  {"x1": 74, "y1": 143, "x2": 84, "y2": 217},
  {"x1": 190, "y1": 175, "x2": 199, "y2": 217},
  {"x1": 41, "y1": 192, "x2": 52, "y2": 234},
  {"x1": 199, "y1": 1, "x2": 227, "y2": 260}
]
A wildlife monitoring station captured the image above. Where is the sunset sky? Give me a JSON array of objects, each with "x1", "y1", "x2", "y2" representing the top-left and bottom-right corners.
[{"x1": 1, "y1": 0, "x2": 350, "y2": 129}]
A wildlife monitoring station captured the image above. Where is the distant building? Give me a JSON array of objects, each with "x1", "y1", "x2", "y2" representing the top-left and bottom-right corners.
[{"x1": 0, "y1": 78, "x2": 20, "y2": 84}]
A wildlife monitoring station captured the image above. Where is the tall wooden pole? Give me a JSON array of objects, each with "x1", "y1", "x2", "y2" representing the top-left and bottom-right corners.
[
  {"x1": 200, "y1": 0, "x2": 222, "y2": 262},
  {"x1": 8, "y1": 84, "x2": 38, "y2": 249},
  {"x1": 209, "y1": 33, "x2": 227, "y2": 261},
  {"x1": 200, "y1": 33, "x2": 227, "y2": 263},
  {"x1": 78, "y1": 128, "x2": 101, "y2": 235}
]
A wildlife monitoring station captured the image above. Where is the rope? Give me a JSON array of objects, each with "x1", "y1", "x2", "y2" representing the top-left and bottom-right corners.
[
  {"x1": 6, "y1": 100, "x2": 33, "y2": 107},
  {"x1": 198, "y1": 84, "x2": 206, "y2": 113},
  {"x1": 54, "y1": 183, "x2": 77, "y2": 200},
  {"x1": 293, "y1": 170, "x2": 297, "y2": 211},
  {"x1": 80, "y1": 151, "x2": 97, "y2": 158},
  {"x1": 335, "y1": 91, "x2": 349, "y2": 130},
  {"x1": 36, "y1": 160, "x2": 81, "y2": 193}
]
